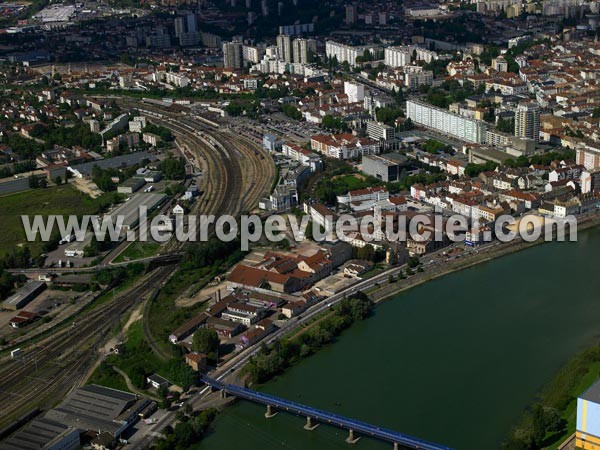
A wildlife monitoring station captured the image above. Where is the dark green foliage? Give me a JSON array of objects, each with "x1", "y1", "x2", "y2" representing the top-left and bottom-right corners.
[
  {"x1": 497, "y1": 117, "x2": 515, "y2": 134},
  {"x1": 158, "y1": 158, "x2": 186, "y2": 180},
  {"x1": 282, "y1": 104, "x2": 302, "y2": 120},
  {"x1": 192, "y1": 328, "x2": 219, "y2": 355},
  {"x1": 321, "y1": 115, "x2": 348, "y2": 132},
  {"x1": 30, "y1": 122, "x2": 102, "y2": 151},
  {"x1": 153, "y1": 408, "x2": 217, "y2": 450},
  {"x1": 375, "y1": 107, "x2": 404, "y2": 126},
  {"x1": 242, "y1": 293, "x2": 373, "y2": 384},
  {"x1": 143, "y1": 123, "x2": 174, "y2": 142},
  {"x1": 93, "y1": 263, "x2": 145, "y2": 286}
]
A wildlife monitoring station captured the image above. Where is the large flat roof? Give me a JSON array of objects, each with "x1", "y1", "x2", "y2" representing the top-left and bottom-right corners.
[
  {"x1": 44, "y1": 385, "x2": 137, "y2": 435},
  {"x1": 71, "y1": 152, "x2": 157, "y2": 177},
  {"x1": 108, "y1": 193, "x2": 167, "y2": 229},
  {"x1": 0, "y1": 417, "x2": 78, "y2": 450},
  {"x1": 2, "y1": 281, "x2": 46, "y2": 308}
]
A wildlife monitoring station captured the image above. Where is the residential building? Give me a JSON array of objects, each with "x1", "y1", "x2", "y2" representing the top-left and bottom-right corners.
[
  {"x1": 384, "y1": 46, "x2": 412, "y2": 68},
  {"x1": 515, "y1": 102, "x2": 540, "y2": 142},
  {"x1": 223, "y1": 40, "x2": 243, "y2": 69},
  {"x1": 276, "y1": 34, "x2": 292, "y2": 62},
  {"x1": 311, "y1": 133, "x2": 380, "y2": 159},
  {"x1": 292, "y1": 38, "x2": 316, "y2": 64},
  {"x1": 344, "y1": 81, "x2": 365, "y2": 103},
  {"x1": 406, "y1": 99, "x2": 487, "y2": 143}
]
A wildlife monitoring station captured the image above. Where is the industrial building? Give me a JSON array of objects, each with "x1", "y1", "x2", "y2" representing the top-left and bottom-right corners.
[
  {"x1": 576, "y1": 379, "x2": 600, "y2": 450},
  {"x1": 0, "y1": 417, "x2": 80, "y2": 450},
  {"x1": 67, "y1": 152, "x2": 157, "y2": 178},
  {"x1": 406, "y1": 99, "x2": 487, "y2": 144},
  {"x1": 108, "y1": 193, "x2": 167, "y2": 231},
  {"x1": 2, "y1": 281, "x2": 46, "y2": 311},
  {"x1": 44, "y1": 385, "x2": 151, "y2": 441},
  {"x1": 362, "y1": 154, "x2": 409, "y2": 182}
]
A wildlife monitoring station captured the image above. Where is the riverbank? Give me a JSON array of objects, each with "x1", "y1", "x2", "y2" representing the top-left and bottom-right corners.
[
  {"x1": 370, "y1": 213, "x2": 600, "y2": 303},
  {"x1": 202, "y1": 225, "x2": 600, "y2": 450}
]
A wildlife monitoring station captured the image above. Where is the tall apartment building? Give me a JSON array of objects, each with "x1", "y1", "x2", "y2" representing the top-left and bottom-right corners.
[
  {"x1": 292, "y1": 38, "x2": 316, "y2": 64},
  {"x1": 384, "y1": 46, "x2": 412, "y2": 67},
  {"x1": 515, "y1": 102, "x2": 540, "y2": 142},
  {"x1": 325, "y1": 41, "x2": 373, "y2": 67},
  {"x1": 223, "y1": 41, "x2": 243, "y2": 69},
  {"x1": 243, "y1": 44, "x2": 265, "y2": 63},
  {"x1": 345, "y1": 3, "x2": 358, "y2": 24},
  {"x1": 404, "y1": 67, "x2": 434, "y2": 90},
  {"x1": 276, "y1": 34, "x2": 292, "y2": 62},
  {"x1": 174, "y1": 13, "x2": 198, "y2": 46},
  {"x1": 366, "y1": 121, "x2": 395, "y2": 141},
  {"x1": 406, "y1": 99, "x2": 487, "y2": 144},
  {"x1": 344, "y1": 81, "x2": 365, "y2": 103},
  {"x1": 174, "y1": 16, "x2": 185, "y2": 38},
  {"x1": 201, "y1": 32, "x2": 222, "y2": 49}
]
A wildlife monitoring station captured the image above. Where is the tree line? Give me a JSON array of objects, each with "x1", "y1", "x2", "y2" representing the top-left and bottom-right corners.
[{"x1": 242, "y1": 293, "x2": 373, "y2": 384}]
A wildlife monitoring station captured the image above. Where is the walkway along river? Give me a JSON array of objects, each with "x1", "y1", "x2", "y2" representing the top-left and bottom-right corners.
[{"x1": 199, "y1": 227, "x2": 600, "y2": 450}]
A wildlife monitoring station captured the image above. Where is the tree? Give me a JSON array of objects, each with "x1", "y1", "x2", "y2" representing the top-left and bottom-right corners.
[
  {"x1": 28, "y1": 175, "x2": 39, "y2": 189},
  {"x1": 192, "y1": 328, "x2": 219, "y2": 355}
]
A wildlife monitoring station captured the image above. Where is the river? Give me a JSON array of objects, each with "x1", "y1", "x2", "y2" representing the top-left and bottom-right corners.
[{"x1": 199, "y1": 228, "x2": 600, "y2": 450}]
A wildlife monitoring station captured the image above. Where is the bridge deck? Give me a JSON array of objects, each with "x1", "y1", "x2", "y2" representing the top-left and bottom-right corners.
[{"x1": 201, "y1": 376, "x2": 454, "y2": 450}]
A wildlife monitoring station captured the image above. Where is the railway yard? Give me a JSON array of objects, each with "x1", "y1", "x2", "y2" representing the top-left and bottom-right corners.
[{"x1": 0, "y1": 98, "x2": 276, "y2": 430}]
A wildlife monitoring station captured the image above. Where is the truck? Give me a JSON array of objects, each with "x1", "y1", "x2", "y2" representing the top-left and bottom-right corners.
[{"x1": 59, "y1": 234, "x2": 75, "y2": 245}]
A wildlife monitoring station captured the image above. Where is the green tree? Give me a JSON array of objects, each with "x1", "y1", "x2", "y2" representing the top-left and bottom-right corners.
[{"x1": 192, "y1": 328, "x2": 219, "y2": 355}]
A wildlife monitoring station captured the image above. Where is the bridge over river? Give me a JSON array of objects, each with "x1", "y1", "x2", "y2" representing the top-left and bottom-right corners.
[{"x1": 201, "y1": 376, "x2": 453, "y2": 450}]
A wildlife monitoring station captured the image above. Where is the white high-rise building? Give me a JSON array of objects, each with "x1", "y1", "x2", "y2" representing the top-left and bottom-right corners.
[
  {"x1": 345, "y1": 3, "x2": 358, "y2": 24},
  {"x1": 384, "y1": 46, "x2": 412, "y2": 67},
  {"x1": 243, "y1": 45, "x2": 265, "y2": 64},
  {"x1": 276, "y1": 34, "x2": 292, "y2": 62},
  {"x1": 326, "y1": 41, "x2": 372, "y2": 67},
  {"x1": 292, "y1": 38, "x2": 316, "y2": 64},
  {"x1": 223, "y1": 41, "x2": 243, "y2": 69},
  {"x1": 515, "y1": 102, "x2": 540, "y2": 142},
  {"x1": 406, "y1": 100, "x2": 487, "y2": 144},
  {"x1": 344, "y1": 81, "x2": 365, "y2": 103},
  {"x1": 174, "y1": 16, "x2": 185, "y2": 38}
]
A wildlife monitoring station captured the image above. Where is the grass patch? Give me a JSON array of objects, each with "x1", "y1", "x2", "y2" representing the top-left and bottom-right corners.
[
  {"x1": 0, "y1": 184, "x2": 121, "y2": 257},
  {"x1": 87, "y1": 362, "x2": 130, "y2": 392},
  {"x1": 90, "y1": 320, "x2": 196, "y2": 392},
  {"x1": 113, "y1": 241, "x2": 162, "y2": 263},
  {"x1": 146, "y1": 239, "x2": 247, "y2": 359}
]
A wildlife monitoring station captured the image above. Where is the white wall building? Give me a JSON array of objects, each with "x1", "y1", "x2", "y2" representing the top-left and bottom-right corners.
[{"x1": 406, "y1": 99, "x2": 487, "y2": 144}]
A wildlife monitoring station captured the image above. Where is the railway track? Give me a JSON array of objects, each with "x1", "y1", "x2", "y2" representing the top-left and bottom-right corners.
[
  {"x1": 0, "y1": 96, "x2": 276, "y2": 430},
  {"x1": 0, "y1": 267, "x2": 172, "y2": 428}
]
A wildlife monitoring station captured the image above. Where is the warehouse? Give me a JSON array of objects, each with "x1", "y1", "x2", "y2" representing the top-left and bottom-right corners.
[
  {"x1": 0, "y1": 417, "x2": 80, "y2": 450},
  {"x1": 2, "y1": 281, "x2": 46, "y2": 311},
  {"x1": 44, "y1": 385, "x2": 150, "y2": 441},
  {"x1": 67, "y1": 152, "x2": 157, "y2": 178},
  {"x1": 117, "y1": 177, "x2": 145, "y2": 194},
  {"x1": 108, "y1": 193, "x2": 167, "y2": 231}
]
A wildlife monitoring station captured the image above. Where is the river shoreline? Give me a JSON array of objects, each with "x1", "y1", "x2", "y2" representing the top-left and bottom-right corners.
[{"x1": 369, "y1": 212, "x2": 600, "y2": 303}]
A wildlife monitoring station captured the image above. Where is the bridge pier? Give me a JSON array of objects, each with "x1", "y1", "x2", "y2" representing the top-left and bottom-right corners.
[
  {"x1": 304, "y1": 416, "x2": 319, "y2": 431},
  {"x1": 345, "y1": 429, "x2": 360, "y2": 444},
  {"x1": 393, "y1": 443, "x2": 399, "y2": 450},
  {"x1": 265, "y1": 404, "x2": 278, "y2": 419},
  {"x1": 219, "y1": 389, "x2": 227, "y2": 399}
]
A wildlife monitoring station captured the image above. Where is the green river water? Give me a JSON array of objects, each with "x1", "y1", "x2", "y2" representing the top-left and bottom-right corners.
[{"x1": 199, "y1": 228, "x2": 600, "y2": 450}]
